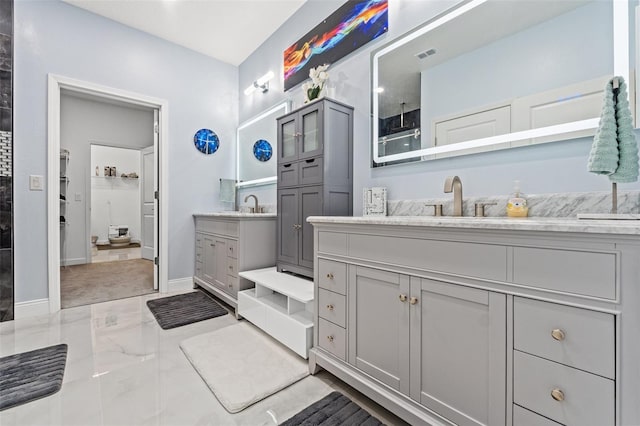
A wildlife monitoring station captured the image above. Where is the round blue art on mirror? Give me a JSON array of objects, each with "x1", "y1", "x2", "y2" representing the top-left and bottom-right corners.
[
  {"x1": 253, "y1": 139, "x2": 273, "y2": 162},
  {"x1": 194, "y1": 128, "x2": 220, "y2": 155}
]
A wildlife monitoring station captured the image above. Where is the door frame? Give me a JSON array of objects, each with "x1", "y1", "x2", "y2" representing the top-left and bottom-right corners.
[{"x1": 47, "y1": 74, "x2": 169, "y2": 313}]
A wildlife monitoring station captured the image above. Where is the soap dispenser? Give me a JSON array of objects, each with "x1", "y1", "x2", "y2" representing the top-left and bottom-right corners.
[{"x1": 506, "y1": 180, "x2": 529, "y2": 217}]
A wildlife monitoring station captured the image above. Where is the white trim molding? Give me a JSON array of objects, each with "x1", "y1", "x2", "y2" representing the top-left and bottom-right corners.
[
  {"x1": 47, "y1": 74, "x2": 170, "y2": 313},
  {"x1": 14, "y1": 299, "x2": 50, "y2": 319},
  {"x1": 168, "y1": 277, "x2": 195, "y2": 293}
]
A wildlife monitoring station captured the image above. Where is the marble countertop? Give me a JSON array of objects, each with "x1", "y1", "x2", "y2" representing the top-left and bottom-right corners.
[
  {"x1": 194, "y1": 212, "x2": 276, "y2": 218},
  {"x1": 307, "y1": 215, "x2": 640, "y2": 235}
]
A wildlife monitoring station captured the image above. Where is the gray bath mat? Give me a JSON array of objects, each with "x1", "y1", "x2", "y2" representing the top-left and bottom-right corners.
[
  {"x1": 0, "y1": 344, "x2": 68, "y2": 411},
  {"x1": 146, "y1": 290, "x2": 228, "y2": 329},
  {"x1": 281, "y1": 391, "x2": 384, "y2": 425}
]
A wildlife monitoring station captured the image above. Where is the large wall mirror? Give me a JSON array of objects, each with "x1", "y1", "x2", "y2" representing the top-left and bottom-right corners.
[
  {"x1": 372, "y1": 0, "x2": 631, "y2": 166},
  {"x1": 237, "y1": 101, "x2": 290, "y2": 187}
]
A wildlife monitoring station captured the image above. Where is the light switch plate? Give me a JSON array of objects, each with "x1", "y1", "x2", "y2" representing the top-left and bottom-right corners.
[{"x1": 29, "y1": 175, "x2": 44, "y2": 191}]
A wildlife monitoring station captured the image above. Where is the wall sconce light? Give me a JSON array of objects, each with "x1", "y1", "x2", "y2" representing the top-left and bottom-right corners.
[{"x1": 244, "y1": 71, "x2": 275, "y2": 96}]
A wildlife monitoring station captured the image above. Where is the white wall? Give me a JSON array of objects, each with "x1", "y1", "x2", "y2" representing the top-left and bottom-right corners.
[
  {"x1": 15, "y1": 1, "x2": 238, "y2": 302},
  {"x1": 91, "y1": 145, "x2": 142, "y2": 245},
  {"x1": 238, "y1": 0, "x2": 640, "y2": 211}
]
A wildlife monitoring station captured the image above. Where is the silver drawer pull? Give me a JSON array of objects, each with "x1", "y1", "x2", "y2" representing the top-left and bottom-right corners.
[
  {"x1": 551, "y1": 329, "x2": 566, "y2": 341},
  {"x1": 326, "y1": 304, "x2": 334, "y2": 311},
  {"x1": 228, "y1": 265, "x2": 233, "y2": 269},
  {"x1": 551, "y1": 388, "x2": 565, "y2": 402},
  {"x1": 326, "y1": 273, "x2": 334, "y2": 280},
  {"x1": 399, "y1": 294, "x2": 407, "y2": 302},
  {"x1": 326, "y1": 335, "x2": 334, "y2": 343}
]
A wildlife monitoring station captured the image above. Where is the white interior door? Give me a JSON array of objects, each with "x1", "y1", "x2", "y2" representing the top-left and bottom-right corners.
[{"x1": 141, "y1": 146, "x2": 155, "y2": 262}]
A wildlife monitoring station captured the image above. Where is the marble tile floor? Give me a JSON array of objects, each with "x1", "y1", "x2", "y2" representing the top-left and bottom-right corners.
[
  {"x1": 0, "y1": 291, "x2": 409, "y2": 426},
  {"x1": 91, "y1": 246, "x2": 142, "y2": 264}
]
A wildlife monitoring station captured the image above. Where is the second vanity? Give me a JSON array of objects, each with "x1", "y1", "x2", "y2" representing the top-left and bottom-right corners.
[
  {"x1": 307, "y1": 215, "x2": 640, "y2": 426},
  {"x1": 193, "y1": 213, "x2": 276, "y2": 314}
]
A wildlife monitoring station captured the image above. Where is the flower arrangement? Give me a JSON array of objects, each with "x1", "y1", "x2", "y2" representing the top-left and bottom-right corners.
[{"x1": 302, "y1": 64, "x2": 329, "y2": 103}]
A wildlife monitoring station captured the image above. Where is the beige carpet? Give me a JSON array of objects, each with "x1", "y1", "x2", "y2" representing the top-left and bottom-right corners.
[{"x1": 60, "y1": 258, "x2": 155, "y2": 309}]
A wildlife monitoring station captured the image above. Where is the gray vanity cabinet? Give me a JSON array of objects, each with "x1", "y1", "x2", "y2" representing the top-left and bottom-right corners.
[
  {"x1": 193, "y1": 215, "x2": 276, "y2": 314},
  {"x1": 347, "y1": 266, "x2": 411, "y2": 393},
  {"x1": 345, "y1": 266, "x2": 506, "y2": 426},
  {"x1": 412, "y1": 278, "x2": 506, "y2": 426},
  {"x1": 276, "y1": 98, "x2": 353, "y2": 278}
]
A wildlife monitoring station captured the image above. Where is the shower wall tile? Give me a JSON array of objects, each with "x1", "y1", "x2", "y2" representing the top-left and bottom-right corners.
[
  {"x1": 0, "y1": 0, "x2": 11, "y2": 322},
  {"x1": 0, "y1": 248, "x2": 12, "y2": 322}
]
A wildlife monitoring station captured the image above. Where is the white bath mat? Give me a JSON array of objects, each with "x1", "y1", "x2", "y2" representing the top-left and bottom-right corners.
[{"x1": 180, "y1": 322, "x2": 309, "y2": 413}]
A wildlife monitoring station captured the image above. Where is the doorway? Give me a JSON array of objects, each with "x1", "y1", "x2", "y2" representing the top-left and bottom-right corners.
[{"x1": 48, "y1": 75, "x2": 168, "y2": 313}]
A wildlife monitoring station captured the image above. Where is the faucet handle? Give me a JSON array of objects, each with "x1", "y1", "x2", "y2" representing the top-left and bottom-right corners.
[
  {"x1": 474, "y1": 202, "x2": 497, "y2": 217},
  {"x1": 425, "y1": 204, "x2": 443, "y2": 217}
]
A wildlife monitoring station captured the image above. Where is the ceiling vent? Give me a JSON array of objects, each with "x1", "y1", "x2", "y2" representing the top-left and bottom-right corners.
[{"x1": 415, "y1": 48, "x2": 437, "y2": 60}]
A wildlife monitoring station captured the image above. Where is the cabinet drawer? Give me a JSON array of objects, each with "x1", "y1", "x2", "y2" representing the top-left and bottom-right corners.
[
  {"x1": 226, "y1": 257, "x2": 238, "y2": 277},
  {"x1": 318, "y1": 259, "x2": 347, "y2": 295},
  {"x1": 225, "y1": 275, "x2": 238, "y2": 295},
  {"x1": 513, "y1": 247, "x2": 616, "y2": 299},
  {"x1": 226, "y1": 222, "x2": 239, "y2": 237},
  {"x1": 514, "y1": 297, "x2": 614, "y2": 379},
  {"x1": 318, "y1": 288, "x2": 346, "y2": 328},
  {"x1": 513, "y1": 351, "x2": 614, "y2": 426},
  {"x1": 318, "y1": 318, "x2": 346, "y2": 360},
  {"x1": 226, "y1": 239, "x2": 238, "y2": 259},
  {"x1": 318, "y1": 231, "x2": 347, "y2": 256},
  {"x1": 278, "y1": 162, "x2": 298, "y2": 187},
  {"x1": 299, "y1": 157, "x2": 323, "y2": 185},
  {"x1": 513, "y1": 404, "x2": 562, "y2": 426}
]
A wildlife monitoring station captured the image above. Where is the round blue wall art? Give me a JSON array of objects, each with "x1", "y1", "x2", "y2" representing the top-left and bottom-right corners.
[
  {"x1": 253, "y1": 139, "x2": 273, "y2": 162},
  {"x1": 194, "y1": 128, "x2": 220, "y2": 155}
]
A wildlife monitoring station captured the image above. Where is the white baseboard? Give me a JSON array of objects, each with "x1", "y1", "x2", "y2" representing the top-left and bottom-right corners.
[
  {"x1": 14, "y1": 298, "x2": 50, "y2": 319},
  {"x1": 61, "y1": 258, "x2": 86, "y2": 267},
  {"x1": 167, "y1": 277, "x2": 194, "y2": 293}
]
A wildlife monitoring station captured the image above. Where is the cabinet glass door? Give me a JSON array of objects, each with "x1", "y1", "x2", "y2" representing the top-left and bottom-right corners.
[
  {"x1": 299, "y1": 104, "x2": 323, "y2": 159},
  {"x1": 279, "y1": 116, "x2": 297, "y2": 162}
]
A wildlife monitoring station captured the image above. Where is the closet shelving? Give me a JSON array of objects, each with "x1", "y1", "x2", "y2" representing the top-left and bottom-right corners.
[
  {"x1": 60, "y1": 149, "x2": 69, "y2": 268},
  {"x1": 60, "y1": 149, "x2": 69, "y2": 226}
]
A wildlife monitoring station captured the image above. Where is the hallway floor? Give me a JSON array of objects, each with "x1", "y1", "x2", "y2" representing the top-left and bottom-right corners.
[{"x1": 0, "y1": 291, "x2": 408, "y2": 426}]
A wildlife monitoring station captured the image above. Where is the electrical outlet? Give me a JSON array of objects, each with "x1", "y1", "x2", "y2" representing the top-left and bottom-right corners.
[
  {"x1": 75, "y1": 192, "x2": 82, "y2": 201},
  {"x1": 29, "y1": 175, "x2": 44, "y2": 191}
]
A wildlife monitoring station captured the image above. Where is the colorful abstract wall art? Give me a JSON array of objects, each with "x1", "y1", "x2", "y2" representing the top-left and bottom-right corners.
[{"x1": 284, "y1": 0, "x2": 388, "y2": 91}]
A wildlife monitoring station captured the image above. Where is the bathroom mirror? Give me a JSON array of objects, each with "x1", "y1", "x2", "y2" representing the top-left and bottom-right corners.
[
  {"x1": 372, "y1": 0, "x2": 630, "y2": 166},
  {"x1": 236, "y1": 101, "x2": 290, "y2": 187}
]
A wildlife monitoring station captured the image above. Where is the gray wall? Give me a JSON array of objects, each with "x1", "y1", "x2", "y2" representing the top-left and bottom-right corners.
[
  {"x1": 60, "y1": 94, "x2": 154, "y2": 265},
  {"x1": 238, "y1": 0, "x2": 640, "y2": 212},
  {"x1": 15, "y1": 0, "x2": 238, "y2": 303}
]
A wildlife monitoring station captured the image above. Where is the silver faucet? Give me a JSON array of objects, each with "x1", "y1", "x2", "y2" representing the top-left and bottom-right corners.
[
  {"x1": 443, "y1": 176, "x2": 463, "y2": 216},
  {"x1": 244, "y1": 194, "x2": 260, "y2": 213}
]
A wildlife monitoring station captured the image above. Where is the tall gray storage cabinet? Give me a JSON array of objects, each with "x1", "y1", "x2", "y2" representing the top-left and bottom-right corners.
[{"x1": 276, "y1": 98, "x2": 353, "y2": 279}]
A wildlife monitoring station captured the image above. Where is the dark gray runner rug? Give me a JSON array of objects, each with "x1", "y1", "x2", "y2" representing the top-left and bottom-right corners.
[
  {"x1": 146, "y1": 290, "x2": 228, "y2": 329},
  {"x1": 0, "y1": 344, "x2": 68, "y2": 411},
  {"x1": 281, "y1": 391, "x2": 384, "y2": 426}
]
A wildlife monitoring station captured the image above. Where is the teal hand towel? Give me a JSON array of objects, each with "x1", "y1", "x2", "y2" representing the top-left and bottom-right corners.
[
  {"x1": 219, "y1": 178, "x2": 236, "y2": 203},
  {"x1": 588, "y1": 77, "x2": 639, "y2": 183},
  {"x1": 609, "y1": 79, "x2": 639, "y2": 183}
]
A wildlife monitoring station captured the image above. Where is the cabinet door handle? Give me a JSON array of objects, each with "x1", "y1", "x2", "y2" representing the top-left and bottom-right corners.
[
  {"x1": 326, "y1": 335, "x2": 334, "y2": 343},
  {"x1": 326, "y1": 304, "x2": 334, "y2": 311},
  {"x1": 551, "y1": 328, "x2": 566, "y2": 341},
  {"x1": 283, "y1": 163, "x2": 292, "y2": 168},
  {"x1": 399, "y1": 294, "x2": 407, "y2": 302},
  {"x1": 228, "y1": 265, "x2": 233, "y2": 270},
  {"x1": 229, "y1": 247, "x2": 233, "y2": 252},
  {"x1": 292, "y1": 224, "x2": 302, "y2": 230},
  {"x1": 210, "y1": 243, "x2": 215, "y2": 247},
  {"x1": 409, "y1": 297, "x2": 419, "y2": 305},
  {"x1": 305, "y1": 158, "x2": 315, "y2": 163},
  {"x1": 326, "y1": 273, "x2": 334, "y2": 280},
  {"x1": 550, "y1": 388, "x2": 565, "y2": 402}
]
